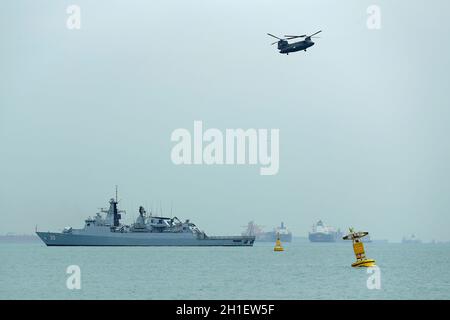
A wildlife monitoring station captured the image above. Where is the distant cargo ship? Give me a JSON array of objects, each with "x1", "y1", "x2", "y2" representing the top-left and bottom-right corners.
[
  {"x1": 402, "y1": 234, "x2": 422, "y2": 244},
  {"x1": 308, "y1": 220, "x2": 343, "y2": 242},
  {"x1": 242, "y1": 221, "x2": 292, "y2": 242}
]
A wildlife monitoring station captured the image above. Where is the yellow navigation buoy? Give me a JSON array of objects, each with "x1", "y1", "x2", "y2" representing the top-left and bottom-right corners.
[
  {"x1": 343, "y1": 228, "x2": 376, "y2": 267},
  {"x1": 274, "y1": 233, "x2": 284, "y2": 252}
]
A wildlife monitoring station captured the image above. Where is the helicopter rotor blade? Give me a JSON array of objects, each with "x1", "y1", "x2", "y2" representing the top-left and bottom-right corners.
[
  {"x1": 271, "y1": 41, "x2": 279, "y2": 45},
  {"x1": 309, "y1": 30, "x2": 322, "y2": 37},
  {"x1": 284, "y1": 35, "x2": 306, "y2": 39},
  {"x1": 267, "y1": 33, "x2": 282, "y2": 40}
]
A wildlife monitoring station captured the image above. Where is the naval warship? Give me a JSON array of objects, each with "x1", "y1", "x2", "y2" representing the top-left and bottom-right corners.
[{"x1": 36, "y1": 192, "x2": 255, "y2": 247}]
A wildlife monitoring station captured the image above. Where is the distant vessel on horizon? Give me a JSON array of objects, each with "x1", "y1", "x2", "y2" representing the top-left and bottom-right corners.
[
  {"x1": 36, "y1": 189, "x2": 255, "y2": 247},
  {"x1": 242, "y1": 221, "x2": 292, "y2": 242},
  {"x1": 402, "y1": 234, "x2": 422, "y2": 244},
  {"x1": 308, "y1": 220, "x2": 343, "y2": 242}
]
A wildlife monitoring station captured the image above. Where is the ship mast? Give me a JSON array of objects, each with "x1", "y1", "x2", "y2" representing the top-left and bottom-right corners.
[{"x1": 112, "y1": 185, "x2": 123, "y2": 227}]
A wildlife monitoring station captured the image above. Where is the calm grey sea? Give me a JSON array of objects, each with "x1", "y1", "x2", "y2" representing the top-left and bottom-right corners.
[{"x1": 1, "y1": 242, "x2": 449, "y2": 300}]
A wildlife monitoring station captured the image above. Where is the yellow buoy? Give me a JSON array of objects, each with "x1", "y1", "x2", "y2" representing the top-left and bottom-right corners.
[
  {"x1": 274, "y1": 233, "x2": 284, "y2": 252},
  {"x1": 343, "y1": 228, "x2": 376, "y2": 268}
]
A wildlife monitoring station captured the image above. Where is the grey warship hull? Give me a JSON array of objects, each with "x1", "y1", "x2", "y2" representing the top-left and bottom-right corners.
[
  {"x1": 37, "y1": 190, "x2": 255, "y2": 247},
  {"x1": 36, "y1": 231, "x2": 254, "y2": 246}
]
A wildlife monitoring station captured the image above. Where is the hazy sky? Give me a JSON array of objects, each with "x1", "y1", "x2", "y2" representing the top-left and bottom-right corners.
[{"x1": 1, "y1": 0, "x2": 450, "y2": 241}]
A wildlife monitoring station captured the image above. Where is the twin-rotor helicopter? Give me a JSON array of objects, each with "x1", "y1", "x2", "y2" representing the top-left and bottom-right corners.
[{"x1": 267, "y1": 30, "x2": 322, "y2": 55}]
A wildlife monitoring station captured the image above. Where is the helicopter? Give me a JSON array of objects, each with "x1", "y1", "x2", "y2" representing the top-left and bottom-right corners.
[{"x1": 267, "y1": 30, "x2": 322, "y2": 55}]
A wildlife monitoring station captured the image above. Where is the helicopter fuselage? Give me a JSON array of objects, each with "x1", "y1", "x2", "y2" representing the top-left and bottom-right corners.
[{"x1": 279, "y1": 39, "x2": 314, "y2": 54}]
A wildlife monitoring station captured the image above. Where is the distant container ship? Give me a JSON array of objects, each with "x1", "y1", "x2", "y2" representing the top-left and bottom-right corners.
[
  {"x1": 242, "y1": 221, "x2": 292, "y2": 242},
  {"x1": 308, "y1": 220, "x2": 343, "y2": 242}
]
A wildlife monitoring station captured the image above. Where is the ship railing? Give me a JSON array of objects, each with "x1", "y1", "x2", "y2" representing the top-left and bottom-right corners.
[{"x1": 205, "y1": 235, "x2": 255, "y2": 240}]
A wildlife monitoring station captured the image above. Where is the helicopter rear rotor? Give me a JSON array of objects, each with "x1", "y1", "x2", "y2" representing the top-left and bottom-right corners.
[{"x1": 284, "y1": 30, "x2": 322, "y2": 41}]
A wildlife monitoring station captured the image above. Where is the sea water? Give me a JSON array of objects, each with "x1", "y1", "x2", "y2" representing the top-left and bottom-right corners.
[{"x1": 1, "y1": 241, "x2": 449, "y2": 299}]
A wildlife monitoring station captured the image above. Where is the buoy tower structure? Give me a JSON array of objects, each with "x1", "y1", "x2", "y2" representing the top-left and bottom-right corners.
[
  {"x1": 343, "y1": 228, "x2": 376, "y2": 267},
  {"x1": 274, "y1": 232, "x2": 284, "y2": 252}
]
